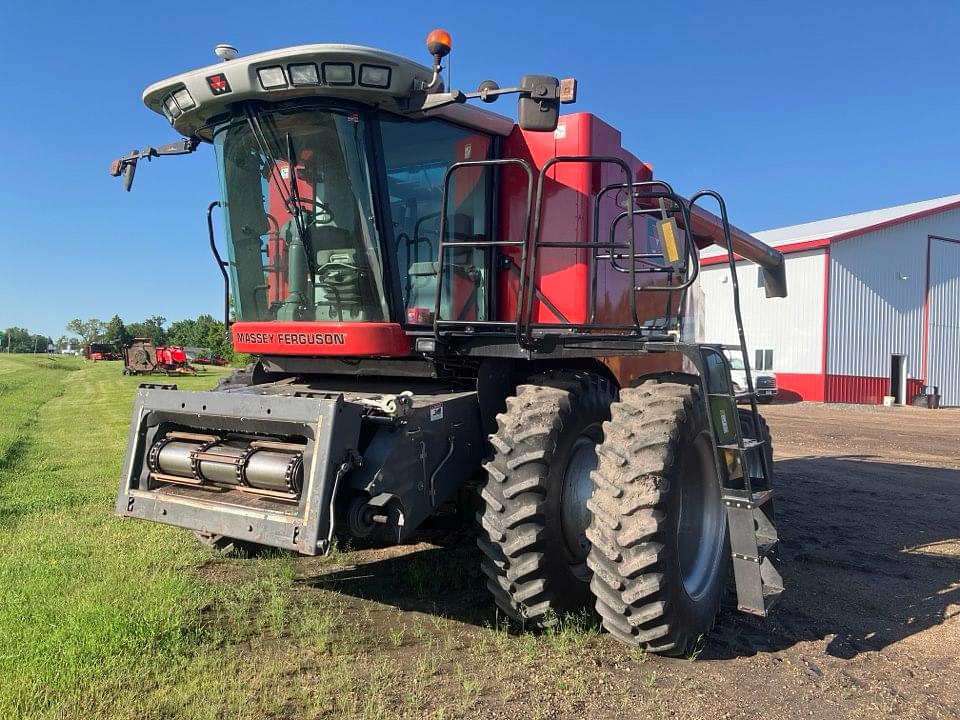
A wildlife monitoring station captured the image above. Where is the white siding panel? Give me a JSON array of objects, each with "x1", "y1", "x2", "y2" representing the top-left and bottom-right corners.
[
  {"x1": 928, "y1": 238, "x2": 960, "y2": 406},
  {"x1": 828, "y1": 207, "x2": 960, "y2": 380},
  {"x1": 700, "y1": 249, "x2": 825, "y2": 373}
]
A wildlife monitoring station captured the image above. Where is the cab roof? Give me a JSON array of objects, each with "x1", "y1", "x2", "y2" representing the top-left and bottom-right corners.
[{"x1": 143, "y1": 43, "x2": 515, "y2": 140}]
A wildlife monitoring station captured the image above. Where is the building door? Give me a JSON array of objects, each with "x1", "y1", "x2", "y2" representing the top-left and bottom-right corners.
[
  {"x1": 927, "y1": 238, "x2": 960, "y2": 406},
  {"x1": 889, "y1": 354, "x2": 906, "y2": 404}
]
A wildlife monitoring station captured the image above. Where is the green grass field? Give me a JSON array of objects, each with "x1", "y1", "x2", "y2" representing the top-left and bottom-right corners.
[{"x1": 0, "y1": 354, "x2": 655, "y2": 720}]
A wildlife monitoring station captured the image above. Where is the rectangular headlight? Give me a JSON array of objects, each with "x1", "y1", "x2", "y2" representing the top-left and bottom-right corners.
[
  {"x1": 163, "y1": 95, "x2": 182, "y2": 119},
  {"x1": 322, "y1": 63, "x2": 355, "y2": 85},
  {"x1": 172, "y1": 87, "x2": 196, "y2": 111},
  {"x1": 288, "y1": 63, "x2": 320, "y2": 86},
  {"x1": 257, "y1": 66, "x2": 288, "y2": 90},
  {"x1": 359, "y1": 64, "x2": 391, "y2": 88}
]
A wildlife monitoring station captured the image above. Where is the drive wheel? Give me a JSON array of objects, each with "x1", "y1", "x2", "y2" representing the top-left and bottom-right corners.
[
  {"x1": 586, "y1": 380, "x2": 729, "y2": 656},
  {"x1": 478, "y1": 370, "x2": 616, "y2": 627}
]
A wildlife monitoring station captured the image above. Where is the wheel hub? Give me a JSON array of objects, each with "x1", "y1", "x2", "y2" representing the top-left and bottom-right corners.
[
  {"x1": 560, "y1": 434, "x2": 599, "y2": 563},
  {"x1": 676, "y1": 431, "x2": 727, "y2": 602}
]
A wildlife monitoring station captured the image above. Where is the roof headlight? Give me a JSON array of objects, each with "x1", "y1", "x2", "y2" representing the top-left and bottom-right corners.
[
  {"x1": 257, "y1": 66, "x2": 288, "y2": 90},
  {"x1": 172, "y1": 87, "x2": 196, "y2": 111},
  {"x1": 288, "y1": 63, "x2": 320, "y2": 86},
  {"x1": 359, "y1": 64, "x2": 391, "y2": 88},
  {"x1": 163, "y1": 95, "x2": 182, "y2": 119},
  {"x1": 322, "y1": 62, "x2": 355, "y2": 85}
]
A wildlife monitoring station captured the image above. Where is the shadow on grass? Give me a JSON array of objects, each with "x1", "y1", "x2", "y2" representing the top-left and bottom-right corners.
[{"x1": 297, "y1": 530, "x2": 491, "y2": 626}]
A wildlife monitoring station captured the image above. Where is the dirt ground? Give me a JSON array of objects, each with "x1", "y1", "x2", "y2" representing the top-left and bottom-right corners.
[{"x1": 289, "y1": 402, "x2": 959, "y2": 720}]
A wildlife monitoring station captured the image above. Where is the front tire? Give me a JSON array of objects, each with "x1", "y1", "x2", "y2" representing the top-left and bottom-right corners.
[
  {"x1": 477, "y1": 371, "x2": 616, "y2": 627},
  {"x1": 586, "y1": 381, "x2": 729, "y2": 655}
]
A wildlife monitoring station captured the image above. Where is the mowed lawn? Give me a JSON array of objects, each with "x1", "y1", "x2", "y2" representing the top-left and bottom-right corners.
[
  {"x1": 0, "y1": 356, "x2": 304, "y2": 719},
  {"x1": 0, "y1": 355, "x2": 636, "y2": 720}
]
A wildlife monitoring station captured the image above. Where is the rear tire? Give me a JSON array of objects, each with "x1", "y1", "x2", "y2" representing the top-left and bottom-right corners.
[
  {"x1": 586, "y1": 381, "x2": 729, "y2": 656},
  {"x1": 477, "y1": 370, "x2": 616, "y2": 627}
]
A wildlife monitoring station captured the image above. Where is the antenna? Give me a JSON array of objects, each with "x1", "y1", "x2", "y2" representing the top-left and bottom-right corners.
[{"x1": 214, "y1": 44, "x2": 238, "y2": 62}]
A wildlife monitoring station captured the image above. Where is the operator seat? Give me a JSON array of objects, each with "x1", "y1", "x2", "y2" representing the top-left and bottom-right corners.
[{"x1": 405, "y1": 213, "x2": 481, "y2": 322}]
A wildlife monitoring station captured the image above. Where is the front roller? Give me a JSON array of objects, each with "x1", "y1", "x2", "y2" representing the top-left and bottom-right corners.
[{"x1": 116, "y1": 386, "x2": 362, "y2": 555}]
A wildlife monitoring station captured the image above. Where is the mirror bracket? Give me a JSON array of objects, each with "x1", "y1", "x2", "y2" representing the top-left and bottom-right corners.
[{"x1": 109, "y1": 138, "x2": 200, "y2": 191}]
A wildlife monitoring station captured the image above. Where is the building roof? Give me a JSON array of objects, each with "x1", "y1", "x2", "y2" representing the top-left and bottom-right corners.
[{"x1": 701, "y1": 193, "x2": 960, "y2": 262}]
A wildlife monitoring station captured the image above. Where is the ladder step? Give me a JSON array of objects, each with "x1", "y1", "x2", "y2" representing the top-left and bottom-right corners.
[
  {"x1": 708, "y1": 391, "x2": 754, "y2": 400},
  {"x1": 738, "y1": 585, "x2": 784, "y2": 616},
  {"x1": 722, "y1": 489, "x2": 773, "y2": 508},
  {"x1": 733, "y1": 536, "x2": 778, "y2": 562},
  {"x1": 718, "y1": 438, "x2": 765, "y2": 451}
]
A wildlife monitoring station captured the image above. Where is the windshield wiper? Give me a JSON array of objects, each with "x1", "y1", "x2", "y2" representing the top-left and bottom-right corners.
[{"x1": 242, "y1": 109, "x2": 315, "y2": 274}]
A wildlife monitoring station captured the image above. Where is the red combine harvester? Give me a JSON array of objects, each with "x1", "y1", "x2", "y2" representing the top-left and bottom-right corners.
[{"x1": 110, "y1": 30, "x2": 787, "y2": 654}]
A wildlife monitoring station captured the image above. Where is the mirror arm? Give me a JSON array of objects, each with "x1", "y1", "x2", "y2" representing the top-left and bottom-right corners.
[
  {"x1": 463, "y1": 85, "x2": 524, "y2": 102},
  {"x1": 410, "y1": 86, "x2": 529, "y2": 114},
  {"x1": 109, "y1": 138, "x2": 200, "y2": 191},
  {"x1": 411, "y1": 90, "x2": 467, "y2": 113}
]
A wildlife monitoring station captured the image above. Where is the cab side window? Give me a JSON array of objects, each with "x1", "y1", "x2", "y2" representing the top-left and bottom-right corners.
[{"x1": 380, "y1": 116, "x2": 493, "y2": 323}]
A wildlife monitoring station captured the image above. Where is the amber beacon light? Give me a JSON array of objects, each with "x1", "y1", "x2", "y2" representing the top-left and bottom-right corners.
[{"x1": 425, "y1": 28, "x2": 453, "y2": 59}]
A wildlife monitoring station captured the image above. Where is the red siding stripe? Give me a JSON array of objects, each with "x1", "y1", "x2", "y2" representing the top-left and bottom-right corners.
[{"x1": 825, "y1": 375, "x2": 923, "y2": 404}]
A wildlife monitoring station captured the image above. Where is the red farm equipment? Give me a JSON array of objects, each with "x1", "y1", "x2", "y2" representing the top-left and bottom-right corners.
[
  {"x1": 110, "y1": 29, "x2": 788, "y2": 655},
  {"x1": 85, "y1": 342, "x2": 122, "y2": 361},
  {"x1": 123, "y1": 339, "x2": 197, "y2": 376}
]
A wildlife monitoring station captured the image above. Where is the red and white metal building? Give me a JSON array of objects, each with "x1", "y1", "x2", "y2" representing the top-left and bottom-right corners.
[{"x1": 699, "y1": 194, "x2": 960, "y2": 405}]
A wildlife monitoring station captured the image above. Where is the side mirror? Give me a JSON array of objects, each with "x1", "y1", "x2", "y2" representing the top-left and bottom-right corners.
[
  {"x1": 123, "y1": 159, "x2": 138, "y2": 192},
  {"x1": 109, "y1": 151, "x2": 139, "y2": 192},
  {"x1": 518, "y1": 75, "x2": 560, "y2": 132}
]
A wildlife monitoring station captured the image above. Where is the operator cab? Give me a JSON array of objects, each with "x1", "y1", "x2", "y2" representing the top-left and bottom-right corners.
[{"x1": 115, "y1": 33, "x2": 571, "y2": 344}]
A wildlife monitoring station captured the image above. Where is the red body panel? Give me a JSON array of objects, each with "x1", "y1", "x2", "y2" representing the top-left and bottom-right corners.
[
  {"x1": 497, "y1": 113, "x2": 684, "y2": 384},
  {"x1": 265, "y1": 161, "x2": 313, "y2": 306},
  {"x1": 497, "y1": 113, "x2": 677, "y2": 328},
  {"x1": 232, "y1": 321, "x2": 412, "y2": 356}
]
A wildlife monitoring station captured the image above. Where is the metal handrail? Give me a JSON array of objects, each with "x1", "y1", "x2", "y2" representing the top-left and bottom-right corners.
[
  {"x1": 688, "y1": 189, "x2": 773, "y2": 495},
  {"x1": 206, "y1": 201, "x2": 231, "y2": 333},
  {"x1": 433, "y1": 158, "x2": 535, "y2": 349},
  {"x1": 525, "y1": 156, "x2": 638, "y2": 343}
]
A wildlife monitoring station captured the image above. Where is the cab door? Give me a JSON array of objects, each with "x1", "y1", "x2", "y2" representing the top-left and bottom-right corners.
[{"x1": 379, "y1": 115, "x2": 494, "y2": 326}]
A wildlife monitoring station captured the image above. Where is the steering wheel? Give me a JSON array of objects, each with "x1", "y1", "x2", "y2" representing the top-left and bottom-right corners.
[
  {"x1": 286, "y1": 195, "x2": 335, "y2": 225},
  {"x1": 316, "y1": 260, "x2": 361, "y2": 278}
]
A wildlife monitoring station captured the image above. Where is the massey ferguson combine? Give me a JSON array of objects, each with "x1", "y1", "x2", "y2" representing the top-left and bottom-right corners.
[{"x1": 111, "y1": 30, "x2": 788, "y2": 654}]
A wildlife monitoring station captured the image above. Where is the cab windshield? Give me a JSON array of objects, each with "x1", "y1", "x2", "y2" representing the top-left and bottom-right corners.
[{"x1": 214, "y1": 105, "x2": 387, "y2": 322}]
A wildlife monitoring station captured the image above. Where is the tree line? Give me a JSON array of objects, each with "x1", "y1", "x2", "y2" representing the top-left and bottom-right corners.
[
  {"x1": 0, "y1": 328, "x2": 54, "y2": 353},
  {"x1": 2, "y1": 314, "x2": 233, "y2": 358}
]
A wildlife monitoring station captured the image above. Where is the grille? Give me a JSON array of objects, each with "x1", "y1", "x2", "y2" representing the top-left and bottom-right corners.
[{"x1": 755, "y1": 376, "x2": 776, "y2": 389}]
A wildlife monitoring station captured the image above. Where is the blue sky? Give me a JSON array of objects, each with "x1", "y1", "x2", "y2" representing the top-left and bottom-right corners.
[{"x1": 2, "y1": 1, "x2": 958, "y2": 338}]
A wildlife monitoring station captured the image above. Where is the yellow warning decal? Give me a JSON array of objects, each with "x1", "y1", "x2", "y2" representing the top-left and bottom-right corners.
[{"x1": 657, "y1": 218, "x2": 682, "y2": 266}]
